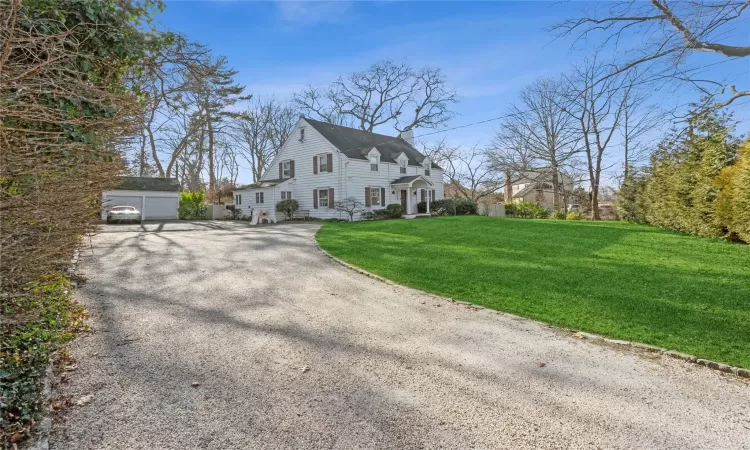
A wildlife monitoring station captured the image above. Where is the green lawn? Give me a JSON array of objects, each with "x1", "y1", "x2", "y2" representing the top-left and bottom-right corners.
[{"x1": 316, "y1": 216, "x2": 750, "y2": 368}]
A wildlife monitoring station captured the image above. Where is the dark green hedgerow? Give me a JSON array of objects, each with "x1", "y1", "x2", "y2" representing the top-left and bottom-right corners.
[{"x1": 0, "y1": 276, "x2": 87, "y2": 447}]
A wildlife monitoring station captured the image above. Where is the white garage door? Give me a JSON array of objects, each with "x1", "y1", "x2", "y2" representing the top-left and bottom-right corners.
[
  {"x1": 106, "y1": 196, "x2": 142, "y2": 211},
  {"x1": 144, "y1": 196, "x2": 178, "y2": 219}
]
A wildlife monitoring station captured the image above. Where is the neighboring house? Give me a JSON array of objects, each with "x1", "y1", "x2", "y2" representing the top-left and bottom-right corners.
[
  {"x1": 509, "y1": 169, "x2": 574, "y2": 210},
  {"x1": 102, "y1": 177, "x2": 180, "y2": 220},
  {"x1": 232, "y1": 117, "x2": 444, "y2": 221}
]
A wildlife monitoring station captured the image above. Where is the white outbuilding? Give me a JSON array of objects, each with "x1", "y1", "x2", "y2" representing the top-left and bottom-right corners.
[{"x1": 102, "y1": 177, "x2": 181, "y2": 220}]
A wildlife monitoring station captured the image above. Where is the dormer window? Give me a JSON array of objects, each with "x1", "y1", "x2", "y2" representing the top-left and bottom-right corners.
[
  {"x1": 422, "y1": 157, "x2": 432, "y2": 176},
  {"x1": 370, "y1": 155, "x2": 379, "y2": 171},
  {"x1": 399, "y1": 160, "x2": 407, "y2": 174}
]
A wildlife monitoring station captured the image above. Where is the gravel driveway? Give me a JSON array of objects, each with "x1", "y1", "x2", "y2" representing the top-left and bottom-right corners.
[{"x1": 52, "y1": 221, "x2": 750, "y2": 449}]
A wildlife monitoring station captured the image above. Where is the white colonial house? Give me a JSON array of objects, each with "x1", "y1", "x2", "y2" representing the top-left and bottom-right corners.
[{"x1": 232, "y1": 117, "x2": 444, "y2": 221}]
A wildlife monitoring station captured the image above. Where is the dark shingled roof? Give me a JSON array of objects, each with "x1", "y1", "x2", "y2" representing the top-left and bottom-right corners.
[
  {"x1": 304, "y1": 118, "x2": 441, "y2": 169},
  {"x1": 390, "y1": 175, "x2": 432, "y2": 185},
  {"x1": 116, "y1": 177, "x2": 180, "y2": 192},
  {"x1": 233, "y1": 178, "x2": 287, "y2": 191}
]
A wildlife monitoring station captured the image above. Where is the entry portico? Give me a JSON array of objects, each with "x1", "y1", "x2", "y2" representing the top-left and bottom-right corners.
[{"x1": 390, "y1": 175, "x2": 434, "y2": 216}]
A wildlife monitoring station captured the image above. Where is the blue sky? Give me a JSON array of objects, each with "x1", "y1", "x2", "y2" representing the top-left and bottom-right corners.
[{"x1": 157, "y1": 1, "x2": 749, "y2": 184}]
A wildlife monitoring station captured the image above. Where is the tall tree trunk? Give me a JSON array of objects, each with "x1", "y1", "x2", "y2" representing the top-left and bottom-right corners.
[
  {"x1": 145, "y1": 107, "x2": 164, "y2": 177},
  {"x1": 623, "y1": 107, "x2": 630, "y2": 184},
  {"x1": 138, "y1": 131, "x2": 147, "y2": 177},
  {"x1": 207, "y1": 115, "x2": 216, "y2": 196},
  {"x1": 504, "y1": 168, "x2": 512, "y2": 201},
  {"x1": 550, "y1": 159, "x2": 560, "y2": 212},
  {"x1": 254, "y1": 150, "x2": 262, "y2": 182}
]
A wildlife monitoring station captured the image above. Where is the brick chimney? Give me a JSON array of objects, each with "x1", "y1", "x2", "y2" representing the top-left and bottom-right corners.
[{"x1": 399, "y1": 129, "x2": 415, "y2": 146}]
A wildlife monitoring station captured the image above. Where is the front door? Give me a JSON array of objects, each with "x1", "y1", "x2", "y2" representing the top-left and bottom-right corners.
[{"x1": 400, "y1": 190, "x2": 407, "y2": 212}]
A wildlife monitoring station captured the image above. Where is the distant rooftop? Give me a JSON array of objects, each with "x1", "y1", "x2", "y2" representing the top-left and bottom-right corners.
[{"x1": 116, "y1": 177, "x2": 181, "y2": 192}]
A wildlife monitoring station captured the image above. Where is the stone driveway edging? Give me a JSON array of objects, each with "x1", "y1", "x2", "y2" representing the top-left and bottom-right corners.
[{"x1": 317, "y1": 245, "x2": 750, "y2": 381}]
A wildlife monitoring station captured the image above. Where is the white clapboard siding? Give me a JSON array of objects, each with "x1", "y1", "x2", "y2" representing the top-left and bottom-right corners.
[
  {"x1": 237, "y1": 117, "x2": 445, "y2": 221},
  {"x1": 261, "y1": 120, "x2": 345, "y2": 219},
  {"x1": 345, "y1": 160, "x2": 444, "y2": 211}
]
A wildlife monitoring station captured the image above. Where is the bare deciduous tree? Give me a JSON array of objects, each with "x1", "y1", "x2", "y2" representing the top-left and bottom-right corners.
[
  {"x1": 489, "y1": 124, "x2": 534, "y2": 200},
  {"x1": 294, "y1": 60, "x2": 457, "y2": 133},
  {"x1": 130, "y1": 34, "x2": 211, "y2": 177},
  {"x1": 231, "y1": 99, "x2": 298, "y2": 182},
  {"x1": 564, "y1": 55, "x2": 627, "y2": 219},
  {"x1": 552, "y1": 1, "x2": 750, "y2": 110},
  {"x1": 334, "y1": 197, "x2": 366, "y2": 221},
  {"x1": 441, "y1": 145, "x2": 503, "y2": 202},
  {"x1": 495, "y1": 77, "x2": 581, "y2": 212},
  {"x1": 619, "y1": 72, "x2": 663, "y2": 183}
]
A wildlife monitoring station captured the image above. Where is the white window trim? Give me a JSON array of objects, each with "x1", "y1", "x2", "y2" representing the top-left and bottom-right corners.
[
  {"x1": 235, "y1": 194, "x2": 242, "y2": 205},
  {"x1": 318, "y1": 153, "x2": 328, "y2": 173},
  {"x1": 256, "y1": 192, "x2": 264, "y2": 204},
  {"x1": 282, "y1": 160, "x2": 291, "y2": 178},
  {"x1": 399, "y1": 159, "x2": 407, "y2": 174},
  {"x1": 370, "y1": 186, "x2": 381, "y2": 207},
  {"x1": 370, "y1": 155, "x2": 379, "y2": 171},
  {"x1": 318, "y1": 188, "x2": 329, "y2": 208}
]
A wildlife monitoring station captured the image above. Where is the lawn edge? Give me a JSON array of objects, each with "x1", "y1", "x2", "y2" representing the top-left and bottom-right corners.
[{"x1": 316, "y1": 243, "x2": 750, "y2": 379}]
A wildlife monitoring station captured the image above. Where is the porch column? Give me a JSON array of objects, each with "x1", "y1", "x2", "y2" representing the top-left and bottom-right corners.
[
  {"x1": 407, "y1": 187, "x2": 412, "y2": 214},
  {"x1": 426, "y1": 188, "x2": 430, "y2": 214}
]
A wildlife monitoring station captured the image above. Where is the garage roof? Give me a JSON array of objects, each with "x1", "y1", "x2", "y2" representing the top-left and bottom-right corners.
[
  {"x1": 116, "y1": 177, "x2": 181, "y2": 192},
  {"x1": 233, "y1": 178, "x2": 288, "y2": 191}
]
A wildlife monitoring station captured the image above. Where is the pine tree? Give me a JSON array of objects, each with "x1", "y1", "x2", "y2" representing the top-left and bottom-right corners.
[{"x1": 642, "y1": 110, "x2": 739, "y2": 237}]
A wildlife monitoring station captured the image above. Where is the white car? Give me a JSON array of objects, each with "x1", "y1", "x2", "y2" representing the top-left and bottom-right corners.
[{"x1": 107, "y1": 206, "x2": 142, "y2": 224}]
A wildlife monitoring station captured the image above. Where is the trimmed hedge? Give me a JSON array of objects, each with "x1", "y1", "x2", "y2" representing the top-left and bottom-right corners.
[
  {"x1": 385, "y1": 203, "x2": 403, "y2": 218},
  {"x1": 417, "y1": 198, "x2": 478, "y2": 215},
  {"x1": 276, "y1": 199, "x2": 299, "y2": 220},
  {"x1": 504, "y1": 201, "x2": 549, "y2": 219}
]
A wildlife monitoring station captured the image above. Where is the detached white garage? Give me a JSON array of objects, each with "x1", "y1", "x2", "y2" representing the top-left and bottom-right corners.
[{"x1": 102, "y1": 177, "x2": 181, "y2": 220}]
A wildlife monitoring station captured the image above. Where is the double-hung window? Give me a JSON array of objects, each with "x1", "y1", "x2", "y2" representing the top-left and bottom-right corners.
[
  {"x1": 370, "y1": 156, "x2": 379, "y2": 171},
  {"x1": 256, "y1": 192, "x2": 264, "y2": 204},
  {"x1": 282, "y1": 160, "x2": 291, "y2": 178},
  {"x1": 370, "y1": 187, "x2": 381, "y2": 206},
  {"x1": 399, "y1": 160, "x2": 407, "y2": 174},
  {"x1": 318, "y1": 189, "x2": 328, "y2": 208},
  {"x1": 319, "y1": 154, "x2": 328, "y2": 173},
  {"x1": 424, "y1": 166, "x2": 431, "y2": 176},
  {"x1": 235, "y1": 194, "x2": 242, "y2": 205},
  {"x1": 281, "y1": 191, "x2": 292, "y2": 200}
]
